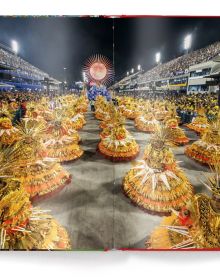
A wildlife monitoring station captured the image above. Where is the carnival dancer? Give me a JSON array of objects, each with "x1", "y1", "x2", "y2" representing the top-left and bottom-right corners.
[
  {"x1": 12, "y1": 119, "x2": 71, "y2": 201},
  {"x1": 185, "y1": 117, "x2": 220, "y2": 165},
  {"x1": 0, "y1": 146, "x2": 70, "y2": 250},
  {"x1": 98, "y1": 113, "x2": 139, "y2": 161},
  {"x1": 43, "y1": 110, "x2": 83, "y2": 163},
  {"x1": 146, "y1": 164, "x2": 220, "y2": 249},
  {"x1": 135, "y1": 111, "x2": 159, "y2": 133},
  {"x1": 123, "y1": 126, "x2": 193, "y2": 215},
  {"x1": 186, "y1": 107, "x2": 209, "y2": 134},
  {"x1": 164, "y1": 113, "x2": 189, "y2": 145},
  {"x1": 0, "y1": 109, "x2": 20, "y2": 145}
]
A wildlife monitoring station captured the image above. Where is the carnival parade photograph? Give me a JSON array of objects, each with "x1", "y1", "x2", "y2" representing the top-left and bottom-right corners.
[{"x1": 1, "y1": 15, "x2": 220, "y2": 251}]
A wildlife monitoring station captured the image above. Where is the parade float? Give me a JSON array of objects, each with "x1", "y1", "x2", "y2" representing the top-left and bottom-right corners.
[{"x1": 84, "y1": 54, "x2": 114, "y2": 109}]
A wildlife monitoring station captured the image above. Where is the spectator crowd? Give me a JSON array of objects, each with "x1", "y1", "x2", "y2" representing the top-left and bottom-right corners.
[
  {"x1": 0, "y1": 47, "x2": 59, "y2": 83},
  {"x1": 114, "y1": 41, "x2": 220, "y2": 87},
  {"x1": 138, "y1": 41, "x2": 220, "y2": 83}
]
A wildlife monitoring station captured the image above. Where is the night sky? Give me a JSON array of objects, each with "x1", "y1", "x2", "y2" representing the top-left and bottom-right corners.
[{"x1": 1, "y1": 16, "x2": 220, "y2": 83}]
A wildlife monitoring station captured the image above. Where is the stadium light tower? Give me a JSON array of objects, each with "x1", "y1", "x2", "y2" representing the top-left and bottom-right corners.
[
  {"x1": 82, "y1": 71, "x2": 87, "y2": 82},
  {"x1": 11, "y1": 40, "x2": 19, "y2": 54},
  {"x1": 184, "y1": 34, "x2": 192, "y2": 53},
  {"x1": 155, "y1": 52, "x2": 161, "y2": 64},
  {"x1": 63, "y1": 67, "x2": 67, "y2": 80}
]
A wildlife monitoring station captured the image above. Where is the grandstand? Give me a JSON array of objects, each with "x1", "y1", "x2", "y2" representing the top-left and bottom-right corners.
[
  {"x1": 0, "y1": 43, "x2": 60, "y2": 91},
  {"x1": 113, "y1": 41, "x2": 220, "y2": 94}
]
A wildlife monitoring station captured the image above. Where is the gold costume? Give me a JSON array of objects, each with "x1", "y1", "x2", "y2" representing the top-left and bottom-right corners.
[
  {"x1": 0, "y1": 116, "x2": 20, "y2": 145},
  {"x1": 12, "y1": 120, "x2": 71, "y2": 201},
  {"x1": 147, "y1": 165, "x2": 220, "y2": 249},
  {"x1": 135, "y1": 112, "x2": 159, "y2": 133},
  {"x1": 123, "y1": 127, "x2": 193, "y2": 215},
  {"x1": 44, "y1": 114, "x2": 83, "y2": 163},
  {"x1": 186, "y1": 108, "x2": 209, "y2": 134},
  {"x1": 165, "y1": 117, "x2": 189, "y2": 145},
  {"x1": 0, "y1": 147, "x2": 70, "y2": 250},
  {"x1": 185, "y1": 119, "x2": 220, "y2": 165},
  {"x1": 98, "y1": 111, "x2": 139, "y2": 161}
]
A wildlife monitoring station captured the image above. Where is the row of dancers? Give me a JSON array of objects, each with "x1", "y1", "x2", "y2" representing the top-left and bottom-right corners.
[
  {"x1": 0, "y1": 94, "x2": 88, "y2": 250},
  {"x1": 95, "y1": 95, "x2": 220, "y2": 249}
]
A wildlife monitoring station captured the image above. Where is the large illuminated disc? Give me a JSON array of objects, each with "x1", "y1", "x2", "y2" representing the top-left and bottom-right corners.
[
  {"x1": 90, "y1": 62, "x2": 107, "y2": 81},
  {"x1": 83, "y1": 54, "x2": 114, "y2": 86}
]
